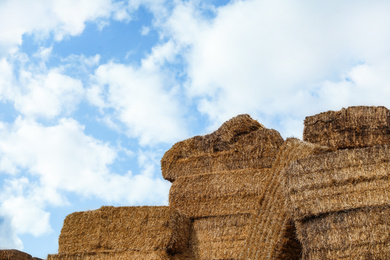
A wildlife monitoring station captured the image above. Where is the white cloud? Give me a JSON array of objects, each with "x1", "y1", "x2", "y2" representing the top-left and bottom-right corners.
[
  {"x1": 13, "y1": 69, "x2": 84, "y2": 119},
  {"x1": 160, "y1": 0, "x2": 390, "y2": 137},
  {"x1": 0, "y1": 0, "x2": 130, "y2": 54},
  {"x1": 89, "y1": 41, "x2": 187, "y2": 146},
  {"x1": 0, "y1": 58, "x2": 14, "y2": 101},
  {"x1": 1, "y1": 179, "x2": 52, "y2": 237},
  {"x1": 0, "y1": 50, "x2": 89, "y2": 120},
  {"x1": 1, "y1": 118, "x2": 127, "y2": 202},
  {"x1": 0, "y1": 214, "x2": 22, "y2": 250},
  {"x1": 0, "y1": 116, "x2": 171, "y2": 246},
  {"x1": 316, "y1": 62, "x2": 390, "y2": 110},
  {"x1": 0, "y1": 118, "x2": 116, "y2": 196}
]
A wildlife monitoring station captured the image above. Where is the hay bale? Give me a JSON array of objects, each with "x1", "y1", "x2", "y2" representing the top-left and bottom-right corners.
[
  {"x1": 161, "y1": 114, "x2": 283, "y2": 182},
  {"x1": 285, "y1": 145, "x2": 390, "y2": 220},
  {"x1": 284, "y1": 145, "x2": 390, "y2": 259},
  {"x1": 303, "y1": 106, "x2": 390, "y2": 149},
  {"x1": 240, "y1": 138, "x2": 331, "y2": 260},
  {"x1": 169, "y1": 168, "x2": 271, "y2": 218},
  {"x1": 58, "y1": 206, "x2": 191, "y2": 255},
  {"x1": 296, "y1": 206, "x2": 390, "y2": 260},
  {"x1": 0, "y1": 250, "x2": 33, "y2": 260},
  {"x1": 189, "y1": 214, "x2": 253, "y2": 260},
  {"x1": 47, "y1": 250, "x2": 172, "y2": 260}
]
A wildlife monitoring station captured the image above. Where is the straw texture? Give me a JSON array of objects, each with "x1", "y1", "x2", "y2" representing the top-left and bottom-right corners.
[
  {"x1": 58, "y1": 206, "x2": 191, "y2": 255},
  {"x1": 47, "y1": 250, "x2": 173, "y2": 260},
  {"x1": 240, "y1": 138, "x2": 331, "y2": 260},
  {"x1": 189, "y1": 213, "x2": 253, "y2": 260},
  {"x1": 169, "y1": 168, "x2": 271, "y2": 218},
  {"x1": 284, "y1": 141, "x2": 390, "y2": 259},
  {"x1": 304, "y1": 106, "x2": 390, "y2": 149},
  {"x1": 296, "y1": 206, "x2": 390, "y2": 260},
  {"x1": 161, "y1": 114, "x2": 283, "y2": 182},
  {"x1": 0, "y1": 250, "x2": 33, "y2": 260},
  {"x1": 285, "y1": 145, "x2": 390, "y2": 220}
]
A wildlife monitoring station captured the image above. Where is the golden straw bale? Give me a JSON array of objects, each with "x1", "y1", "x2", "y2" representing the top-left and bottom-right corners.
[
  {"x1": 47, "y1": 251, "x2": 193, "y2": 260},
  {"x1": 58, "y1": 206, "x2": 191, "y2": 255},
  {"x1": 285, "y1": 145, "x2": 390, "y2": 220},
  {"x1": 169, "y1": 169, "x2": 271, "y2": 218},
  {"x1": 240, "y1": 138, "x2": 331, "y2": 260},
  {"x1": 296, "y1": 206, "x2": 390, "y2": 260},
  {"x1": 189, "y1": 214, "x2": 253, "y2": 260},
  {"x1": 303, "y1": 106, "x2": 390, "y2": 149},
  {"x1": 161, "y1": 114, "x2": 283, "y2": 182},
  {"x1": 47, "y1": 250, "x2": 172, "y2": 260},
  {"x1": 0, "y1": 250, "x2": 33, "y2": 260}
]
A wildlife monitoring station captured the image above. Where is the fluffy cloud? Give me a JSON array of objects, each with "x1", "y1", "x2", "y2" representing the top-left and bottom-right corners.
[
  {"x1": 0, "y1": 118, "x2": 116, "y2": 196},
  {"x1": 0, "y1": 0, "x2": 130, "y2": 54},
  {"x1": 0, "y1": 117, "x2": 170, "y2": 247},
  {"x1": 0, "y1": 178, "x2": 51, "y2": 237},
  {"x1": 0, "y1": 58, "x2": 14, "y2": 101},
  {"x1": 0, "y1": 214, "x2": 22, "y2": 250},
  {"x1": 15, "y1": 69, "x2": 84, "y2": 119},
  {"x1": 88, "y1": 41, "x2": 187, "y2": 146},
  {"x1": 162, "y1": 0, "x2": 390, "y2": 137},
  {"x1": 0, "y1": 57, "x2": 84, "y2": 119}
]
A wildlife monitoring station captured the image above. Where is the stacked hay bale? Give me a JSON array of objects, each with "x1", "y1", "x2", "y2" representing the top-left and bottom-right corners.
[
  {"x1": 0, "y1": 250, "x2": 39, "y2": 260},
  {"x1": 47, "y1": 206, "x2": 191, "y2": 260},
  {"x1": 162, "y1": 114, "x2": 287, "y2": 259},
  {"x1": 285, "y1": 106, "x2": 390, "y2": 259},
  {"x1": 303, "y1": 106, "x2": 390, "y2": 149}
]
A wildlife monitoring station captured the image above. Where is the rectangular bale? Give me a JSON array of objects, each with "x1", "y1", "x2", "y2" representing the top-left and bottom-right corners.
[
  {"x1": 169, "y1": 169, "x2": 271, "y2": 218},
  {"x1": 296, "y1": 206, "x2": 390, "y2": 260},
  {"x1": 58, "y1": 206, "x2": 191, "y2": 255},
  {"x1": 189, "y1": 214, "x2": 253, "y2": 260},
  {"x1": 161, "y1": 114, "x2": 283, "y2": 182},
  {"x1": 303, "y1": 106, "x2": 390, "y2": 149},
  {"x1": 47, "y1": 250, "x2": 171, "y2": 260},
  {"x1": 285, "y1": 145, "x2": 390, "y2": 220},
  {"x1": 0, "y1": 250, "x2": 32, "y2": 260}
]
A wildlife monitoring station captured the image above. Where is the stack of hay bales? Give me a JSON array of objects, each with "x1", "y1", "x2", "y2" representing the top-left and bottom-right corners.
[
  {"x1": 0, "y1": 250, "x2": 41, "y2": 260},
  {"x1": 47, "y1": 206, "x2": 191, "y2": 260},
  {"x1": 285, "y1": 106, "x2": 390, "y2": 259},
  {"x1": 163, "y1": 114, "x2": 289, "y2": 259}
]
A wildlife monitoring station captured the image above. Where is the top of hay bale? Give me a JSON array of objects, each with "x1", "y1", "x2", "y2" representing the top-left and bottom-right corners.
[
  {"x1": 304, "y1": 106, "x2": 390, "y2": 149},
  {"x1": 161, "y1": 114, "x2": 284, "y2": 182}
]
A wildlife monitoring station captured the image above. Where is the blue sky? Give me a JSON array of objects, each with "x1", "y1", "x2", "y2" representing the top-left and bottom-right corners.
[{"x1": 1, "y1": 0, "x2": 390, "y2": 258}]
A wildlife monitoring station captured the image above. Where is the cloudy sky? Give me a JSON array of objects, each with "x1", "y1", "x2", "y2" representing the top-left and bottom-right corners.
[{"x1": 1, "y1": 0, "x2": 390, "y2": 258}]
